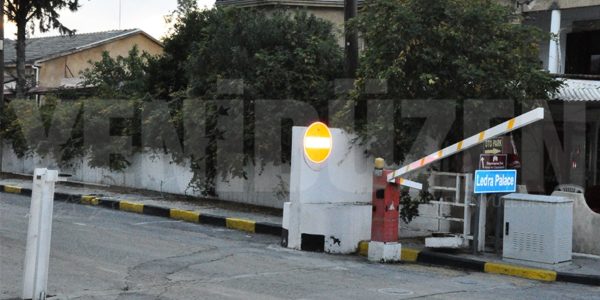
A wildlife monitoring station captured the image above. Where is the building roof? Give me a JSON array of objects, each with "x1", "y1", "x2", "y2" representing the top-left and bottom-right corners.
[
  {"x1": 3, "y1": 29, "x2": 161, "y2": 66},
  {"x1": 554, "y1": 79, "x2": 600, "y2": 101}
]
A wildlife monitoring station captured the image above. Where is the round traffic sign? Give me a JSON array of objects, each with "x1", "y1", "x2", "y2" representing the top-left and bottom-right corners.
[{"x1": 303, "y1": 122, "x2": 332, "y2": 164}]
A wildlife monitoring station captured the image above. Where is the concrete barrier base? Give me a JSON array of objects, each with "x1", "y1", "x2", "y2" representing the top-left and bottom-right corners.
[
  {"x1": 368, "y1": 241, "x2": 402, "y2": 263},
  {"x1": 283, "y1": 202, "x2": 371, "y2": 254}
]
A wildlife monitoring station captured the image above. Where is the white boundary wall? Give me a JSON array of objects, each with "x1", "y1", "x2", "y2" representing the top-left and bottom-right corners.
[
  {"x1": 1, "y1": 143, "x2": 288, "y2": 208},
  {"x1": 552, "y1": 191, "x2": 600, "y2": 256},
  {"x1": 2, "y1": 139, "x2": 449, "y2": 237}
]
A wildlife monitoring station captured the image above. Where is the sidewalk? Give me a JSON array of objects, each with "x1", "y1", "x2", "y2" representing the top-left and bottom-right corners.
[
  {"x1": 0, "y1": 176, "x2": 282, "y2": 235},
  {"x1": 396, "y1": 239, "x2": 600, "y2": 276},
  {"x1": 358, "y1": 239, "x2": 600, "y2": 286}
]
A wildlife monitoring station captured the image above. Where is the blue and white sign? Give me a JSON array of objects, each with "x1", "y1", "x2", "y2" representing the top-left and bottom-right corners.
[{"x1": 474, "y1": 170, "x2": 517, "y2": 194}]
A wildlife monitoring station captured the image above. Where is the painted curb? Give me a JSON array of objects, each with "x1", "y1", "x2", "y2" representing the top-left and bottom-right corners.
[
  {"x1": 3, "y1": 185, "x2": 22, "y2": 194},
  {"x1": 484, "y1": 262, "x2": 556, "y2": 282},
  {"x1": 0, "y1": 184, "x2": 282, "y2": 237},
  {"x1": 556, "y1": 272, "x2": 600, "y2": 286},
  {"x1": 357, "y1": 241, "x2": 600, "y2": 286}
]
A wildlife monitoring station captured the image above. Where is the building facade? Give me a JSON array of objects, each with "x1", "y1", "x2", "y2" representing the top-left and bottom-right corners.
[
  {"x1": 516, "y1": 2, "x2": 600, "y2": 206},
  {"x1": 518, "y1": 0, "x2": 600, "y2": 75},
  {"x1": 3, "y1": 29, "x2": 163, "y2": 95}
]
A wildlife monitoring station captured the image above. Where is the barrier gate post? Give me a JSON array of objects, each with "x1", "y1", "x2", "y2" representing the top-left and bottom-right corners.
[
  {"x1": 22, "y1": 168, "x2": 64, "y2": 300},
  {"x1": 368, "y1": 158, "x2": 402, "y2": 262}
]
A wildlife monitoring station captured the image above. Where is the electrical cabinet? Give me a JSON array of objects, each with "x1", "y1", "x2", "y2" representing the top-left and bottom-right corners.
[{"x1": 502, "y1": 193, "x2": 573, "y2": 265}]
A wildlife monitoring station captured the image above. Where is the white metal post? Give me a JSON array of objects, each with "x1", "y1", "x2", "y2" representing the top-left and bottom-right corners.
[
  {"x1": 464, "y1": 174, "x2": 473, "y2": 239},
  {"x1": 477, "y1": 194, "x2": 488, "y2": 252},
  {"x1": 22, "y1": 168, "x2": 62, "y2": 300},
  {"x1": 548, "y1": 8, "x2": 561, "y2": 74}
]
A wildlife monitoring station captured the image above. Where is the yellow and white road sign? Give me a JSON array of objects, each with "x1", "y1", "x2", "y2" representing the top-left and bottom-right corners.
[{"x1": 304, "y1": 122, "x2": 333, "y2": 164}]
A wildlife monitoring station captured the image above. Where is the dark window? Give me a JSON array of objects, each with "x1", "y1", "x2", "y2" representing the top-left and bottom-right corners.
[
  {"x1": 590, "y1": 54, "x2": 600, "y2": 74},
  {"x1": 566, "y1": 30, "x2": 600, "y2": 75}
]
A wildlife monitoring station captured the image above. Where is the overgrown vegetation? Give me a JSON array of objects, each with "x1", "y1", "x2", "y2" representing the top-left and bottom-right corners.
[
  {"x1": 1, "y1": 5, "x2": 344, "y2": 196},
  {"x1": 339, "y1": 0, "x2": 561, "y2": 165},
  {"x1": 80, "y1": 46, "x2": 152, "y2": 99}
]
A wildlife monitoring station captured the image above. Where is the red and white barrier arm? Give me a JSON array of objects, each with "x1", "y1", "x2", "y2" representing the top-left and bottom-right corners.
[{"x1": 388, "y1": 107, "x2": 545, "y2": 182}]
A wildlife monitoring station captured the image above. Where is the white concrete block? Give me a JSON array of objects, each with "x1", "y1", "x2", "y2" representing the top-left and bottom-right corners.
[
  {"x1": 289, "y1": 127, "x2": 372, "y2": 205},
  {"x1": 284, "y1": 126, "x2": 374, "y2": 254},
  {"x1": 368, "y1": 241, "x2": 402, "y2": 263},
  {"x1": 425, "y1": 236, "x2": 468, "y2": 249},
  {"x1": 284, "y1": 202, "x2": 372, "y2": 254},
  {"x1": 306, "y1": 203, "x2": 370, "y2": 254}
]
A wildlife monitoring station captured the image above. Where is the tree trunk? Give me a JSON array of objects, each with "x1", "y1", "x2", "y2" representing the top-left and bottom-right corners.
[{"x1": 16, "y1": 17, "x2": 27, "y2": 99}]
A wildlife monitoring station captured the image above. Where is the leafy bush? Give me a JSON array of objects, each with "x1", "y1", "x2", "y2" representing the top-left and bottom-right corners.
[{"x1": 81, "y1": 46, "x2": 153, "y2": 99}]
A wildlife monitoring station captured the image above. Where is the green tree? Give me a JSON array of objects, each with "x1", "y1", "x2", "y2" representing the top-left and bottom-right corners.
[
  {"x1": 147, "y1": 7, "x2": 343, "y2": 195},
  {"x1": 145, "y1": 0, "x2": 203, "y2": 100},
  {"x1": 80, "y1": 46, "x2": 152, "y2": 99},
  {"x1": 186, "y1": 8, "x2": 342, "y2": 102},
  {"x1": 172, "y1": 0, "x2": 197, "y2": 17},
  {"x1": 340, "y1": 0, "x2": 561, "y2": 164},
  {"x1": 4, "y1": 0, "x2": 80, "y2": 98}
]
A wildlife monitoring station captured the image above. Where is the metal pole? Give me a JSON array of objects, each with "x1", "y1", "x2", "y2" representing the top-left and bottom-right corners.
[
  {"x1": 548, "y1": 2, "x2": 561, "y2": 74},
  {"x1": 494, "y1": 195, "x2": 504, "y2": 254},
  {"x1": 22, "y1": 168, "x2": 62, "y2": 300},
  {"x1": 477, "y1": 194, "x2": 488, "y2": 252},
  {"x1": 472, "y1": 198, "x2": 479, "y2": 255},
  {"x1": 344, "y1": 0, "x2": 358, "y2": 78},
  {"x1": 0, "y1": 0, "x2": 5, "y2": 173}
]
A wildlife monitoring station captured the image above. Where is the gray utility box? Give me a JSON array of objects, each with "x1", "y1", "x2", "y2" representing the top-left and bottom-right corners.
[{"x1": 502, "y1": 193, "x2": 573, "y2": 265}]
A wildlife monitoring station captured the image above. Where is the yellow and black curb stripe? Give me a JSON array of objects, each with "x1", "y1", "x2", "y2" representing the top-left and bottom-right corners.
[
  {"x1": 3, "y1": 185, "x2": 22, "y2": 194},
  {"x1": 0, "y1": 184, "x2": 282, "y2": 237},
  {"x1": 484, "y1": 262, "x2": 556, "y2": 282},
  {"x1": 357, "y1": 241, "x2": 600, "y2": 286}
]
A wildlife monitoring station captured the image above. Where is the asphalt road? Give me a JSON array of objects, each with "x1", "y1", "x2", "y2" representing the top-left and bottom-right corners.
[{"x1": 1, "y1": 193, "x2": 599, "y2": 300}]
